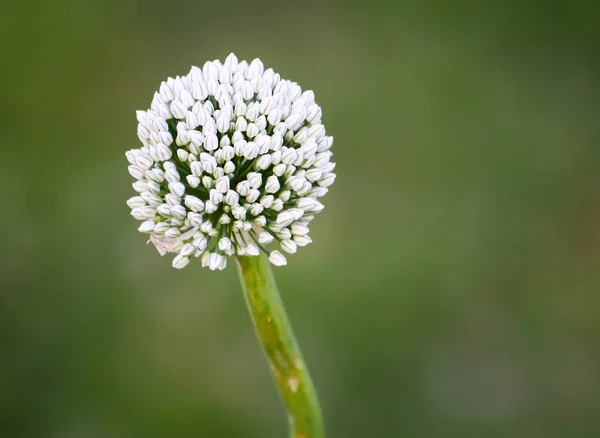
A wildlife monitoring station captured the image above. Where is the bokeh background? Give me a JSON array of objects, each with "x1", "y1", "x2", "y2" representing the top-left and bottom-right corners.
[{"x1": 2, "y1": 0, "x2": 600, "y2": 437}]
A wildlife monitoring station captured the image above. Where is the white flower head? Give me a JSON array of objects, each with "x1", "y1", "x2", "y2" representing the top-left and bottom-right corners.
[{"x1": 127, "y1": 54, "x2": 335, "y2": 270}]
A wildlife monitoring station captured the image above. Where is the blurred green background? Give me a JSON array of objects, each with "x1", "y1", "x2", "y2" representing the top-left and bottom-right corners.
[{"x1": 2, "y1": 0, "x2": 600, "y2": 437}]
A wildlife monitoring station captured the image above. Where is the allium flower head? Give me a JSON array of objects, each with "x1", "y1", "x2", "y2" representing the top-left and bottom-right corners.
[{"x1": 126, "y1": 54, "x2": 336, "y2": 270}]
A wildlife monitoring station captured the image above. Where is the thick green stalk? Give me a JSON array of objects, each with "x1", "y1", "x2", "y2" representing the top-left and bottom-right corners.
[{"x1": 236, "y1": 254, "x2": 325, "y2": 438}]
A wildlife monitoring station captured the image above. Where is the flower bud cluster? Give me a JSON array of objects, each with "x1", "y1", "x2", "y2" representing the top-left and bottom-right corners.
[{"x1": 127, "y1": 54, "x2": 335, "y2": 269}]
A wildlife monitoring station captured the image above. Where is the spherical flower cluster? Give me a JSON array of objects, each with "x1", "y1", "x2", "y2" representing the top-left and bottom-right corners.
[{"x1": 126, "y1": 54, "x2": 335, "y2": 270}]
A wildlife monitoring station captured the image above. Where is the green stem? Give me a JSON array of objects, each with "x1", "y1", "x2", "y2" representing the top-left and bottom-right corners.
[{"x1": 236, "y1": 254, "x2": 325, "y2": 438}]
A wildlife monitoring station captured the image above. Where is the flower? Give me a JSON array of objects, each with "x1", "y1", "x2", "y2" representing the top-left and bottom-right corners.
[{"x1": 126, "y1": 54, "x2": 335, "y2": 270}]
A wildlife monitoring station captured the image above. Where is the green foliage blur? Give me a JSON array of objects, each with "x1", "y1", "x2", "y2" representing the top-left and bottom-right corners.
[{"x1": 2, "y1": 0, "x2": 599, "y2": 436}]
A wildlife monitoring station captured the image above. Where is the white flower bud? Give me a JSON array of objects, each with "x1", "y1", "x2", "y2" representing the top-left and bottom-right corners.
[
  {"x1": 209, "y1": 189, "x2": 224, "y2": 205},
  {"x1": 291, "y1": 223, "x2": 309, "y2": 236},
  {"x1": 265, "y1": 176, "x2": 280, "y2": 193},
  {"x1": 204, "y1": 200, "x2": 218, "y2": 214},
  {"x1": 156, "y1": 204, "x2": 171, "y2": 217},
  {"x1": 169, "y1": 182, "x2": 186, "y2": 197},
  {"x1": 200, "y1": 220, "x2": 213, "y2": 234},
  {"x1": 132, "y1": 180, "x2": 148, "y2": 193},
  {"x1": 246, "y1": 189, "x2": 260, "y2": 203},
  {"x1": 187, "y1": 212, "x2": 203, "y2": 227},
  {"x1": 219, "y1": 237, "x2": 233, "y2": 253},
  {"x1": 165, "y1": 227, "x2": 181, "y2": 238},
  {"x1": 165, "y1": 193, "x2": 181, "y2": 206},
  {"x1": 187, "y1": 175, "x2": 201, "y2": 188},
  {"x1": 255, "y1": 154, "x2": 272, "y2": 170},
  {"x1": 224, "y1": 190, "x2": 240, "y2": 206},
  {"x1": 276, "y1": 212, "x2": 295, "y2": 227},
  {"x1": 245, "y1": 243, "x2": 260, "y2": 256},
  {"x1": 127, "y1": 196, "x2": 146, "y2": 209},
  {"x1": 138, "y1": 220, "x2": 155, "y2": 233},
  {"x1": 215, "y1": 176, "x2": 230, "y2": 193},
  {"x1": 224, "y1": 160, "x2": 236, "y2": 174},
  {"x1": 273, "y1": 163, "x2": 286, "y2": 177},
  {"x1": 258, "y1": 232, "x2": 274, "y2": 244},
  {"x1": 172, "y1": 254, "x2": 190, "y2": 269},
  {"x1": 170, "y1": 100, "x2": 188, "y2": 119},
  {"x1": 271, "y1": 199, "x2": 284, "y2": 211},
  {"x1": 242, "y1": 142, "x2": 259, "y2": 160},
  {"x1": 254, "y1": 215, "x2": 267, "y2": 227},
  {"x1": 231, "y1": 205, "x2": 246, "y2": 220},
  {"x1": 185, "y1": 196, "x2": 204, "y2": 212},
  {"x1": 269, "y1": 250, "x2": 287, "y2": 266},
  {"x1": 128, "y1": 165, "x2": 145, "y2": 179},
  {"x1": 171, "y1": 205, "x2": 187, "y2": 219},
  {"x1": 293, "y1": 235, "x2": 312, "y2": 247},
  {"x1": 247, "y1": 172, "x2": 262, "y2": 189},
  {"x1": 319, "y1": 173, "x2": 336, "y2": 187},
  {"x1": 204, "y1": 133, "x2": 218, "y2": 151},
  {"x1": 154, "y1": 222, "x2": 170, "y2": 234},
  {"x1": 209, "y1": 253, "x2": 226, "y2": 271},
  {"x1": 246, "y1": 123, "x2": 259, "y2": 138},
  {"x1": 236, "y1": 180, "x2": 250, "y2": 196},
  {"x1": 280, "y1": 239, "x2": 297, "y2": 254},
  {"x1": 249, "y1": 203, "x2": 264, "y2": 216},
  {"x1": 202, "y1": 176, "x2": 213, "y2": 188}
]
